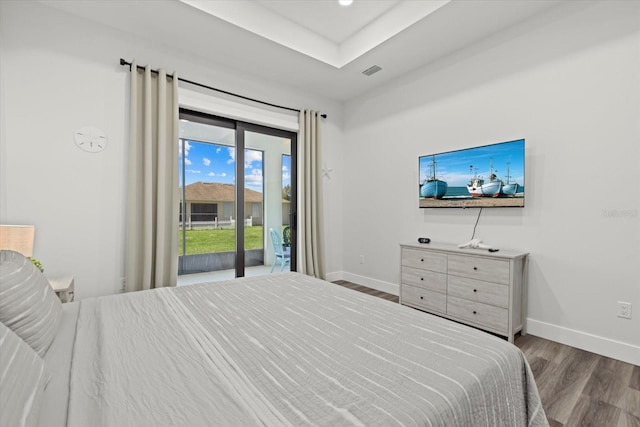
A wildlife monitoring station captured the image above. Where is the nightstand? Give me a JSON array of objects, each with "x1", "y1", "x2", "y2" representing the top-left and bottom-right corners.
[{"x1": 49, "y1": 276, "x2": 75, "y2": 303}]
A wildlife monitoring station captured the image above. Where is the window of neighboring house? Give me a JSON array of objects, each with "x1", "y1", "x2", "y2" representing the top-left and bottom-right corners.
[
  {"x1": 251, "y1": 203, "x2": 261, "y2": 219},
  {"x1": 223, "y1": 202, "x2": 233, "y2": 220},
  {"x1": 191, "y1": 203, "x2": 217, "y2": 222}
]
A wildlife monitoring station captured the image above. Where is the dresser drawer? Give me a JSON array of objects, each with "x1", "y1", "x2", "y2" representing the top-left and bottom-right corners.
[
  {"x1": 402, "y1": 267, "x2": 446, "y2": 292},
  {"x1": 401, "y1": 285, "x2": 446, "y2": 314},
  {"x1": 447, "y1": 254, "x2": 510, "y2": 285},
  {"x1": 447, "y1": 296, "x2": 508, "y2": 333},
  {"x1": 401, "y1": 248, "x2": 447, "y2": 273},
  {"x1": 447, "y1": 275, "x2": 509, "y2": 308}
]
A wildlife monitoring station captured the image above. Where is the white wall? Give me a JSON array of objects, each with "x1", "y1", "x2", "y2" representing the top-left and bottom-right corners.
[
  {"x1": 341, "y1": 1, "x2": 640, "y2": 364},
  {"x1": 0, "y1": 0, "x2": 344, "y2": 299}
]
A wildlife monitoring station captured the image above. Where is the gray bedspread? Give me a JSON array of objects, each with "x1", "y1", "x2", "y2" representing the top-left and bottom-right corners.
[{"x1": 67, "y1": 272, "x2": 548, "y2": 426}]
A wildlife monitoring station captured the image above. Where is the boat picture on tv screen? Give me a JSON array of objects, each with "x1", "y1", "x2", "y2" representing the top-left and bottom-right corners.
[{"x1": 419, "y1": 139, "x2": 525, "y2": 208}]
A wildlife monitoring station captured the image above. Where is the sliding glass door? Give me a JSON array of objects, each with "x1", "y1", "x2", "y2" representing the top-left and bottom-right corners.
[
  {"x1": 178, "y1": 109, "x2": 296, "y2": 281},
  {"x1": 241, "y1": 126, "x2": 297, "y2": 275}
]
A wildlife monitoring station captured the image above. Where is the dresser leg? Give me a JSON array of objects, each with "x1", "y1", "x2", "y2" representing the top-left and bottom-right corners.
[{"x1": 521, "y1": 256, "x2": 529, "y2": 337}]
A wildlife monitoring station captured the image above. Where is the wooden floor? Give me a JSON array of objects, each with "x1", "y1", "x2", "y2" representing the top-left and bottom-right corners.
[{"x1": 332, "y1": 280, "x2": 640, "y2": 427}]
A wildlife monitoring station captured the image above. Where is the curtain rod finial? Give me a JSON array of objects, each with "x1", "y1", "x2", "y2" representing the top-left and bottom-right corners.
[{"x1": 119, "y1": 58, "x2": 132, "y2": 71}]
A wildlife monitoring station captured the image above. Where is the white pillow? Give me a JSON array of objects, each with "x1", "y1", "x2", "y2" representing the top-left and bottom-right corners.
[
  {"x1": 0, "y1": 322, "x2": 49, "y2": 427},
  {"x1": 0, "y1": 250, "x2": 62, "y2": 357}
]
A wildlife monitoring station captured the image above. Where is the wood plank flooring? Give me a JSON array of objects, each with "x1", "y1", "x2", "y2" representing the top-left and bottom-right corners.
[
  {"x1": 332, "y1": 280, "x2": 400, "y2": 303},
  {"x1": 332, "y1": 280, "x2": 640, "y2": 427}
]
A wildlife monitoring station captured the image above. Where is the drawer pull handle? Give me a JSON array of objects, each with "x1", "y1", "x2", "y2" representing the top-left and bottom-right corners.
[
  {"x1": 420, "y1": 296, "x2": 424, "y2": 300},
  {"x1": 473, "y1": 267, "x2": 478, "y2": 271},
  {"x1": 421, "y1": 258, "x2": 424, "y2": 262},
  {"x1": 473, "y1": 310, "x2": 477, "y2": 315},
  {"x1": 420, "y1": 277, "x2": 424, "y2": 281},
  {"x1": 473, "y1": 289, "x2": 477, "y2": 293}
]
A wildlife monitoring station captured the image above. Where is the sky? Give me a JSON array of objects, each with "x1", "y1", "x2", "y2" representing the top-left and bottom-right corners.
[
  {"x1": 179, "y1": 140, "x2": 290, "y2": 193},
  {"x1": 419, "y1": 139, "x2": 525, "y2": 187}
]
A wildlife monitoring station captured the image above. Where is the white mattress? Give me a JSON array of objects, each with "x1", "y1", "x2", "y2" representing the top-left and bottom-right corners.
[{"x1": 48, "y1": 273, "x2": 547, "y2": 426}]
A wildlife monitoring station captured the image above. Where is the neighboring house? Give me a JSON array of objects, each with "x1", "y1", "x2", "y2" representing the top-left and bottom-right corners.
[{"x1": 180, "y1": 182, "x2": 290, "y2": 227}]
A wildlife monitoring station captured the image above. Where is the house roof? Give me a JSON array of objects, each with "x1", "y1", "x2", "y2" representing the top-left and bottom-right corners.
[{"x1": 183, "y1": 181, "x2": 264, "y2": 203}]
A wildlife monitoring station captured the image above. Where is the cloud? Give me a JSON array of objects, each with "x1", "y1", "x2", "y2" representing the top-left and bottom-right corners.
[
  {"x1": 216, "y1": 147, "x2": 221, "y2": 154},
  {"x1": 203, "y1": 158, "x2": 211, "y2": 166},
  {"x1": 282, "y1": 165, "x2": 288, "y2": 172},
  {"x1": 245, "y1": 170, "x2": 263, "y2": 190},
  {"x1": 186, "y1": 169, "x2": 201, "y2": 174},
  {"x1": 178, "y1": 140, "x2": 191, "y2": 157},
  {"x1": 245, "y1": 150, "x2": 262, "y2": 169},
  {"x1": 206, "y1": 171, "x2": 228, "y2": 178},
  {"x1": 184, "y1": 158, "x2": 192, "y2": 166},
  {"x1": 227, "y1": 147, "x2": 262, "y2": 169}
]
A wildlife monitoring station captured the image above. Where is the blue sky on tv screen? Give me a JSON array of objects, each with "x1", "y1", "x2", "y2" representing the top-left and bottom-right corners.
[
  {"x1": 419, "y1": 139, "x2": 525, "y2": 187},
  {"x1": 179, "y1": 140, "x2": 290, "y2": 193}
]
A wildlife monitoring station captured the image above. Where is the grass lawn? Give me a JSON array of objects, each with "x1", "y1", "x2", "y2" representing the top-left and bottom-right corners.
[{"x1": 179, "y1": 226, "x2": 264, "y2": 255}]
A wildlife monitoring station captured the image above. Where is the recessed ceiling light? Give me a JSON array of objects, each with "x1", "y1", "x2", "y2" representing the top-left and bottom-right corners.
[{"x1": 338, "y1": 0, "x2": 353, "y2": 6}]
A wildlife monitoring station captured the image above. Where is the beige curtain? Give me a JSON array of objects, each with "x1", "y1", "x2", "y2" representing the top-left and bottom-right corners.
[
  {"x1": 298, "y1": 110, "x2": 325, "y2": 279},
  {"x1": 125, "y1": 63, "x2": 179, "y2": 292}
]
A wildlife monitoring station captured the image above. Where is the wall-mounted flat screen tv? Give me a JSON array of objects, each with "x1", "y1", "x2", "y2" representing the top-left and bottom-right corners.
[{"x1": 419, "y1": 139, "x2": 525, "y2": 208}]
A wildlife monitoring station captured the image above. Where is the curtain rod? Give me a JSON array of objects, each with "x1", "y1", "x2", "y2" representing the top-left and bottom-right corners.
[{"x1": 119, "y1": 59, "x2": 327, "y2": 119}]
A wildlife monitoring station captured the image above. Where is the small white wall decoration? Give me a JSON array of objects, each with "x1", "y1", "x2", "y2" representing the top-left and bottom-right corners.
[
  {"x1": 322, "y1": 163, "x2": 334, "y2": 179},
  {"x1": 74, "y1": 126, "x2": 108, "y2": 153}
]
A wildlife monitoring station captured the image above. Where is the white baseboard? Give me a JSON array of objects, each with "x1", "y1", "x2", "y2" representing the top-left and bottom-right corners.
[
  {"x1": 527, "y1": 319, "x2": 640, "y2": 366},
  {"x1": 326, "y1": 271, "x2": 399, "y2": 296},
  {"x1": 324, "y1": 271, "x2": 343, "y2": 283}
]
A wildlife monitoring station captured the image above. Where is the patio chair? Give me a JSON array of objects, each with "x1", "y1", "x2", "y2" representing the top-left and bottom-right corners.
[{"x1": 269, "y1": 227, "x2": 290, "y2": 273}]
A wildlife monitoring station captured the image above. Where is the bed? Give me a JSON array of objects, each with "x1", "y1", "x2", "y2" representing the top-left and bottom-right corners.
[{"x1": 0, "y1": 250, "x2": 548, "y2": 427}]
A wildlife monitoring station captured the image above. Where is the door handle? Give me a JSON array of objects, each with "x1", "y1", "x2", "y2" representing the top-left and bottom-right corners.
[{"x1": 290, "y1": 212, "x2": 297, "y2": 230}]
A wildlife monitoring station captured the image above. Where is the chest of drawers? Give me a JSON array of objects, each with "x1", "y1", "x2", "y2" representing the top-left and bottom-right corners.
[{"x1": 400, "y1": 242, "x2": 528, "y2": 342}]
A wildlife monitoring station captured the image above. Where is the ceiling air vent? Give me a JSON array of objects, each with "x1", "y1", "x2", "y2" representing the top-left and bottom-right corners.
[{"x1": 362, "y1": 65, "x2": 382, "y2": 76}]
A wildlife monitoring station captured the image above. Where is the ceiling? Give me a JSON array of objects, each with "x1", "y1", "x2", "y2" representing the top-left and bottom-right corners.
[
  {"x1": 179, "y1": 0, "x2": 451, "y2": 67},
  {"x1": 41, "y1": 0, "x2": 563, "y2": 103},
  {"x1": 255, "y1": 0, "x2": 403, "y2": 45}
]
